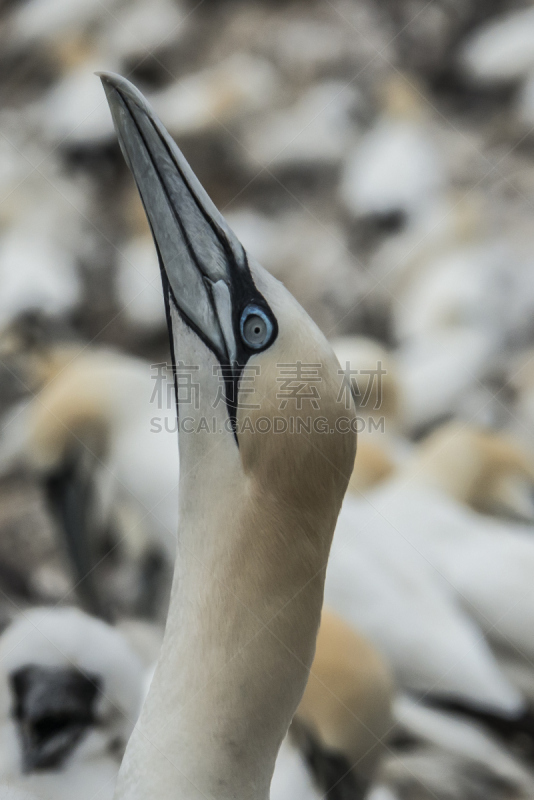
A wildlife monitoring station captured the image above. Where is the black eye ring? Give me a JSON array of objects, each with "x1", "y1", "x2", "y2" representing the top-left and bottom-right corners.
[{"x1": 240, "y1": 305, "x2": 274, "y2": 350}]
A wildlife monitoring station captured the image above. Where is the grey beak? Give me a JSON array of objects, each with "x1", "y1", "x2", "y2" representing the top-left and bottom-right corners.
[
  {"x1": 11, "y1": 665, "x2": 100, "y2": 772},
  {"x1": 99, "y1": 71, "x2": 253, "y2": 365},
  {"x1": 99, "y1": 73, "x2": 278, "y2": 430}
]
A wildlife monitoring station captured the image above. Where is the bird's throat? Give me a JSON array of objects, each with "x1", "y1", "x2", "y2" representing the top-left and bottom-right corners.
[{"x1": 113, "y1": 451, "x2": 330, "y2": 800}]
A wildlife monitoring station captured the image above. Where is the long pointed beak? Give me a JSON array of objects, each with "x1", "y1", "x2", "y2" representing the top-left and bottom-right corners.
[{"x1": 99, "y1": 71, "x2": 255, "y2": 368}]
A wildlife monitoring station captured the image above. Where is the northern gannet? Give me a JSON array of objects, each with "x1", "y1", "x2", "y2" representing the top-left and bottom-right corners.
[
  {"x1": 4, "y1": 608, "x2": 391, "y2": 800},
  {"x1": 100, "y1": 72, "x2": 357, "y2": 800},
  {"x1": 340, "y1": 76, "x2": 445, "y2": 236},
  {"x1": 326, "y1": 422, "x2": 534, "y2": 748},
  {"x1": 325, "y1": 491, "x2": 524, "y2": 716},
  {"x1": 391, "y1": 239, "x2": 520, "y2": 433},
  {"x1": 390, "y1": 427, "x2": 534, "y2": 682},
  {"x1": 0, "y1": 138, "x2": 84, "y2": 337},
  {"x1": 407, "y1": 423, "x2": 534, "y2": 521},
  {"x1": 0, "y1": 344, "x2": 180, "y2": 614},
  {"x1": 0, "y1": 607, "x2": 144, "y2": 800},
  {"x1": 294, "y1": 609, "x2": 393, "y2": 788}
]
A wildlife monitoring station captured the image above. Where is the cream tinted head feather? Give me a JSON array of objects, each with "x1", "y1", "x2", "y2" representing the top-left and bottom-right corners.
[{"x1": 100, "y1": 73, "x2": 356, "y2": 800}]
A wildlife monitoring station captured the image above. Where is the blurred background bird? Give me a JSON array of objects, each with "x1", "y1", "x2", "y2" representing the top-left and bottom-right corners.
[{"x1": 2, "y1": 0, "x2": 534, "y2": 798}]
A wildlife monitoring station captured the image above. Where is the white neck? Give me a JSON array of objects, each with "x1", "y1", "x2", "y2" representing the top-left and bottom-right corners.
[
  {"x1": 114, "y1": 458, "x2": 329, "y2": 799},
  {"x1": 113, "y1": 328, "x2": 338, "y2": 800}
]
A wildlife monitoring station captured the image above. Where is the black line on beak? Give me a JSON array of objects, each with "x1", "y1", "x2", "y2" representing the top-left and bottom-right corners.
[{"x1": 100, "y1": 73, "x2": 279, "y2": 438}]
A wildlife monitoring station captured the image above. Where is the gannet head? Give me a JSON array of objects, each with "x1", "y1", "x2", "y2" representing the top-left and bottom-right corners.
[
  {"x1": 100, "y1": 72, "x2": 356, "y2": 528},
  {"x1": 100, "y1": 74, "x2": 357, "y2": 800}
]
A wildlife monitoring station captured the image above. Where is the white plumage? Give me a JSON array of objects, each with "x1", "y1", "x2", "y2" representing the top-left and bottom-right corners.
[
  {"x1": 39, "y1": 59, "x2": 118, "y2": 145},
  {"x1": 396, "y1": 327, "x2": 496, "y2": 431},
  {"x1": 152, "y1": 54, "x2": 279, "y2": 137},
  {"x1": 115, "y1": 236, "x2": 165, "y2": 331},
  {"x1": 0, "y1": 229, "x2": 80, "y2": 330},
  {"x1": 341, "y1": 117, "x2": 444, "y2": 222},
  {"x1": 0, "y1": 607, "x2": 144, "y2": 800},
  {"x1": 270, "y1": 737, "x2": 321, "y2": 800},
  {"x1": 245, "y1": 81, "x2": 358, "y2": 168},
  {"x1": 0, "y1": 347, "x2": 180, "y2": 560},
  {"x1": 0, "y1": 152, "x2": 85, "y2": 334},
  {"x1": 7, "y1": 0, "x2": 122, "y2": 47},
  {"x1": 460, "y1": 7, "x2": 534, "y2": 84},
  {"x1": 326, "y1": 491, "x2": 524, "y2": 714},
  {"x1": 385, "y1": 479, "x2": 534, "y2": 664},
  {"x1": 393, "y1": 696, "x2": 534, "y2": 791}
]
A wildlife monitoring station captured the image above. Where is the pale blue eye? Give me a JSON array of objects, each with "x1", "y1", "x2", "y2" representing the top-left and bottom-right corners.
[{"x1": 240, "y1": 305, "x2": 273, "y2": 350}]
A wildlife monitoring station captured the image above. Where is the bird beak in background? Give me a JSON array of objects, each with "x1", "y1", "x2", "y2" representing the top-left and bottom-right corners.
[{"x1": 11, "y1": 665, "x2": 99, "y2": 773}]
